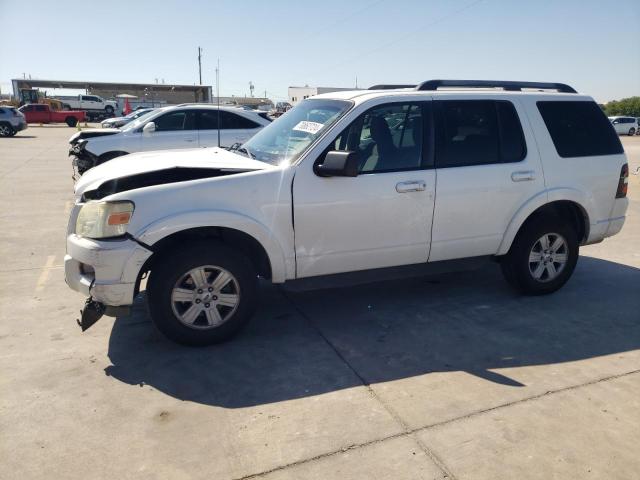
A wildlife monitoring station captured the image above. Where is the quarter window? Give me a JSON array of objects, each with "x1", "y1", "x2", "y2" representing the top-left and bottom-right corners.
[{"x1": 537, "y1": 101, "x2": 623, "y2": 158}]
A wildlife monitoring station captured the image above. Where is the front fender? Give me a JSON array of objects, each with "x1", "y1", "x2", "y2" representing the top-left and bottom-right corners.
[
  {"x1": 496, "y1": 188, "x2": 593, "y2": 255},
  {"x1": 134, "y1": 210, "x2": 289, "y2": 283}
]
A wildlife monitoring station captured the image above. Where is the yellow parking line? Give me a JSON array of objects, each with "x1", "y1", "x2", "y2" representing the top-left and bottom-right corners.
[{"x1": 36, "y1": 255, "x2": 56, "y2": 292}]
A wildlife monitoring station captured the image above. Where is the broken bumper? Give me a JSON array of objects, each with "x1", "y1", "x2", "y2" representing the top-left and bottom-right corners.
[{"x1": 64, "y1": 234, "x2": 152, "y2": 307}]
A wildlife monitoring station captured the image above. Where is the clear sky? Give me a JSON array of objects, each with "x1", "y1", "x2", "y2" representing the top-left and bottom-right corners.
[{"x1": 1, "y1": 0, "x2": 638, "y2": 103}]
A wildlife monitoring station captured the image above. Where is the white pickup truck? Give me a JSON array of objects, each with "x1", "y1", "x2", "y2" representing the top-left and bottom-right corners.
[
  {"x1": 64, "y1": 79, "x2": 629, "y2": 346},
  {"x1": 57, "y1": 94, "x2": 117, "y2": 116}
]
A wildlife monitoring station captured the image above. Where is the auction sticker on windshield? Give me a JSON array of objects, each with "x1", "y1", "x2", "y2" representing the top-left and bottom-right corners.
[{"x1": 292, "y1": 121, "x2": 324, "y2": 134}]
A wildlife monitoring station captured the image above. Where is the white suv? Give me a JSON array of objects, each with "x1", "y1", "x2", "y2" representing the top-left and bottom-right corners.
[
  {"x1": 69, "y1": 104, "x2": 271, "y2": 175},
  {"x1": 64, "y1": 80, "x2": 629, "y2": 345},
  {"x1": 608, "y1": 116, "x2": 637, "y2": 136}
]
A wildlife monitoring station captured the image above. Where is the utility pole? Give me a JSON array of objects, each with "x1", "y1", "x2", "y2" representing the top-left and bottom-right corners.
[
  {"x1": 215, "y1": 58, "x2": 220, "y2": 147},
  {"x1": 197, "y1": 47, "x2": 203, "y2": 85}
]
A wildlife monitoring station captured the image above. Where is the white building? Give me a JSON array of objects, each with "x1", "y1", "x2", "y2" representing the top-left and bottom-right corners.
[{"x1": 288, "y1": 86, "x2": 358, "y2": 105}]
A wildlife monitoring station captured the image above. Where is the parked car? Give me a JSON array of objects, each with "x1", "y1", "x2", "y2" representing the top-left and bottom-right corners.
[
  {"x1": 65, "y1": 79, "x2": 629, "y2": 345},
  {"x1": 68, "y1": 104, "x2": 271, "y2": 175},
  {"x1": 19, "y1": 104, "x2": 86, "y2": 127},
  {"x1": 55, "y1": 94, "x2": 117, "y2": 115},
  {"x1": 608, "y1": 116, "x2": 637, "y2": 136},
  {"x1": 0, "y1": 106, "x2": 27, "y2": 137},
  {"x1": 100, "y1": 108, "x2": 154, "y2": 129}
]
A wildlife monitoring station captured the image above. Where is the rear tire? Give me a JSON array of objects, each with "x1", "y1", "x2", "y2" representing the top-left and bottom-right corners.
[
  {"x1": 0, "y1": 123, "x2": 14, "y2": 137},
  {"x1": 105, "y1": 105, "x2": 114, "y2": 114},
  {"x1": 629, "y1": 128, "x2": 636, "y2": 136},
  {"x1": 500, "y1": 216, "x2": 579, "y2": 295},
  {"x1": 147, "y1": 241, "x2": 259, "y2": 346},
  {"x1": 66, "y1": 117, "x2": 78, "y2": 127}
]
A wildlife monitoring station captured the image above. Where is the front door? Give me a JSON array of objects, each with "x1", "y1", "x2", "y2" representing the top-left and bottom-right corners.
[
  {"x1": 141, "y1": 110, "x2": 198, "y2": 151},
  {"x1": 293, "y1": 101, "x2": 436, "y2": 278}
]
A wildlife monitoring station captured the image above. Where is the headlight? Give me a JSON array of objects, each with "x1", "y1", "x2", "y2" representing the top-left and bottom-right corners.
[{"x1": 75, "y1": 201, "x2": 134, "y2": 239}]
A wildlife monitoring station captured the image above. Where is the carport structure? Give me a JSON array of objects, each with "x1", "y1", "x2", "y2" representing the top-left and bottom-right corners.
[{"x1": 11, "y1": 78, "x2": 213, "y2": 104}]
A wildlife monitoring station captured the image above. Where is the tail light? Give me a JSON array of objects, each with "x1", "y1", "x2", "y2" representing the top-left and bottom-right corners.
[{"x1": 616, "y1": 164, "x2": 628, "y2": 198}]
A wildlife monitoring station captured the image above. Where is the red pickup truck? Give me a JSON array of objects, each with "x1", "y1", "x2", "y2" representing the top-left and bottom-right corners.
[{"x1": 18, "y1": 104, "x2": 86, "y2": 127}]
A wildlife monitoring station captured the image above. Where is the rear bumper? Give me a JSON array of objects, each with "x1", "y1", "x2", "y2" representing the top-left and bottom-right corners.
[
  {"x1": 13, "y1": 121, "x2": 27, "y2": 132},
  {"x1": 64, "y1": 234, "x2": 152, "y2": 306},
  {"x1": 585, "y1": 197, "x2": 629, "y2": 244}
]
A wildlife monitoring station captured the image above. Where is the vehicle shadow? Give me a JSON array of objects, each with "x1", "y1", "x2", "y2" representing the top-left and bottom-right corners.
[
  {"x1": 105, "y1": 256, "x2": 640, "y2": 408},
  {"x1": 4, "y1": 135, "x2": 37, "y2": 139}
]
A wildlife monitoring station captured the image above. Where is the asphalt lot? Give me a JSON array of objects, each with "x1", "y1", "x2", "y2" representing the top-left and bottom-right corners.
[{"x1": 1, "y1": 126, "x2": 639, "y2": 480}]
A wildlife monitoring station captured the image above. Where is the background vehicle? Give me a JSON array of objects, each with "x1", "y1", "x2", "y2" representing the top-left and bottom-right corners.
[
  {"x1": 19, "y1": 104, "x2": 86, "y2": 127},
  {"x1": 0, "y1": 106, "x2": 27, "y2": 137},
  {"x1": 65, "y1": 80, "x2": 629, "y2": 345},
  {"x1": 69, "y1": 104, "x2": 271, "y2": 174},
  {"x1": 100, "y1": 108, "x2": 154, "y2": 129},
  {"x1": 609, "y1": 116, "x2": 638, "y2": 135},
  {"x1": 55, "y1": 94, "x2": 117, "y2": 118}
]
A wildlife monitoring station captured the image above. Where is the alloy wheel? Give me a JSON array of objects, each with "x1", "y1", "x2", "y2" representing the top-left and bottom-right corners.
[
  {"x1": 170, "y1": 265, "x2": 241, "y2": 329},
  {"x1": 528, "y1": 233, "x2": 568, "y2": 283}
]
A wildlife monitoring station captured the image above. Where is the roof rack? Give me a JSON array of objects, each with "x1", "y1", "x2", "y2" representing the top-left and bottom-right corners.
[
  {"x1": 368, "y1": 84, "x2": 416, "y2": 90},
  {"x1": 415, "y1": 79, "x2": 577, "y2": 93}
]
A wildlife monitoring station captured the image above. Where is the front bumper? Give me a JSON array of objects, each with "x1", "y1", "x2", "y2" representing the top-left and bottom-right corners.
[{"x1": 64, "y1": 234, "x2": 152, "y2": 306}]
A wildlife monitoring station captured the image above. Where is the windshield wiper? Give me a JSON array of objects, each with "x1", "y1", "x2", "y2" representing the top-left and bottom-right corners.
[{"x1": 236, "y1": 147, "x2": 254, "y2": 159}]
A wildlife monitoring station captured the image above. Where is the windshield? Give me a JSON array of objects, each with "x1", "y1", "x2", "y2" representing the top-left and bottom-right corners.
[
  {"x1": 125, "y1": 109, "x2": 147, "y2": 119},
  {"x1": 241, "y1": 99, "x2": 352, "y2": 165},
  {"x1": 121, "y1": 108, "x2": 164, "y2": 131}
]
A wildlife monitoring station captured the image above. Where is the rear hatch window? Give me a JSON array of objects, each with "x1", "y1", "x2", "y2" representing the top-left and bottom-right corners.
[{"x1": 537, "y1": 101, "x2": 623, "y2": 158}]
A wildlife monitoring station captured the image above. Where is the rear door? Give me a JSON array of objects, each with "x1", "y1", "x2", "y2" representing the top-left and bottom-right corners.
[
  {"x1": 141, "y1": 109, "x2": 198, "y2": 151},
  {"x1": 429, "y1": 98, "x2": 544, "y2": 261},
  {"x1": 197, "y1": 110, "x2": 263, "y2": 148}
]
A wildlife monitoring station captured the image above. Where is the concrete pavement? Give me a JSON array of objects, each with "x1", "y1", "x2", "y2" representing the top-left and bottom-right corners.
[{"x1": 1, "y1": 127, "x2": 639, "y2": 479}]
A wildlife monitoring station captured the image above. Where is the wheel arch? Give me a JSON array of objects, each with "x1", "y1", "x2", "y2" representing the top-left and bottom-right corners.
[
  {"x1": 497, "y1": 195, "x2": 590, "y2": 256},
  {"x1": 134, "y1": 212, "x2": 288, "y2": 285}
]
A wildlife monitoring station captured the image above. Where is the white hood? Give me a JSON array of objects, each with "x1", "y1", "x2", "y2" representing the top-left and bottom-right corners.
[{"x1": 74, "y1": 147, "x2": 274, "y2": 197}]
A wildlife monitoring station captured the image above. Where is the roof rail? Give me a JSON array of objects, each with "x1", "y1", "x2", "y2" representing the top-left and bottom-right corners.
[
  {"x1": 368, "y1": 84, "x2": 416, "y2": 90},
  {"x1": 415, "y1": 79, "x2": 577, "y2": 93}
]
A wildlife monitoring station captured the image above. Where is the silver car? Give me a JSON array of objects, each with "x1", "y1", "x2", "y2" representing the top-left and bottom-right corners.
[
  {"x1": 100, "y1": 108, "x2": 154, "y2": 129},
  {"x1": 0, "y1": 106, "x2": 27, "y2": 137}
]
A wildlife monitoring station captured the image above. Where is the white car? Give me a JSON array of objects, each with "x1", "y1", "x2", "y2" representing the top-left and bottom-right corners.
[
  {"x1": 69, "y1": 104, "x2": 272, "y2": 174},
  {"x1": 100, "y1": 108, "x2": 155, "y2": 129},
  {"x1": 608, "y1": 116, "x2": 637, "y2": 136},
  {"x1": 65, "y1": 79, "x2": 629, "y2": 345}
]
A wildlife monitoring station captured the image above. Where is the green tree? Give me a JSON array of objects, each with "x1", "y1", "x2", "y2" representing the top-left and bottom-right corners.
[{"x1": 604, "y1": 97, "x2": 640, "y2": 117}]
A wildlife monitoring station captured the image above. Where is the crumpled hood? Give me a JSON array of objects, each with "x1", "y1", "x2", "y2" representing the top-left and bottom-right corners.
[
  {"x1": 69, "y1": 128, "x2": 121, "y2": 143},
  {"x1": 74, "y1": 147, "x2": 274, "y2": 198}
]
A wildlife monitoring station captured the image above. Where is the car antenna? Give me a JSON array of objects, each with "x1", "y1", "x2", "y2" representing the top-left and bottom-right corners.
[{"x1": 216, "y1": 58, "x2": 221, "y2": 148}]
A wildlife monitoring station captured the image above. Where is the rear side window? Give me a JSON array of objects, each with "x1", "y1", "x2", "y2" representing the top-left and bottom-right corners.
[
  {"x1": 220, "y1": 111, "x2": 260, "y2": 129},
  {"x1": 537, "y1": 101, "x2": 623, "y2": 157},
  {"x1": 435, "y1": 100, "x2": 526, "y2": 168}
]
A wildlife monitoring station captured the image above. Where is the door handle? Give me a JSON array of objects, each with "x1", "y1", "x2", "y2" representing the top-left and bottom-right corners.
[
  {"x1": 511, "y1": 171, "x2": 535, "y2": 182},
  {"x1": 185, "y1": 139, "x2": 195, "y2": 142},
  {"x1": 396, "y1": 180, "x2": 426, "y2": 193}
]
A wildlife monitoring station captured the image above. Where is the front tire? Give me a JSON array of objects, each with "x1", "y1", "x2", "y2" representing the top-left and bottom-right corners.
[
  {"x1": 105, "y1": 105, "x2": 114, "y2": 114},
  {"x1": 629, "y1": 128, "x2": 636, "y2": 136},
  {"x1": 0, "y1": 123, "x2": 14, "y2": 137},
  {"x1": 147, "y1": 241, "x2": 258, "y2": 346},
  {"x1": 500, "y1": 217, "x2": 579, "y2": 295}
]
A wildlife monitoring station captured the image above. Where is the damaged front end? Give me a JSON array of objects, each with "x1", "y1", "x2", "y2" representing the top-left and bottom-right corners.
[{"x1": 70, "y1": 140, "x2": 100, "y2": 178}]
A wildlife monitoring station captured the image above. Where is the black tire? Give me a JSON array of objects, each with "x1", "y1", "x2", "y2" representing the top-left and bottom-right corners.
[
  {"x1": 66, "y1": 117, "x2": 78, "y2": 127},
  {"x1": 629, "y1": 128, "x2": 636, "y2": 136},
  {"x1": 500, "y1": 216, "x2": 579, "y2": 295},
  {"x1": 105, "y1": 105, "x2": 114, "y2": 114},
  {"x1": 0, "y1": 123, "x2": 14, "y2": 137},
  {"x1": 147, "y1": 241, "x2": 259, "y2": 346}
]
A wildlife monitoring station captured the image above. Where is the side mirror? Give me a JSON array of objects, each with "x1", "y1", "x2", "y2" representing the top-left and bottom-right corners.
[
  {"x1": 142, "y1": 122, "x2": 156, "y2": 136},
  {"x1": 314, "y1": 150, "x2": 359, "y2": 177}
]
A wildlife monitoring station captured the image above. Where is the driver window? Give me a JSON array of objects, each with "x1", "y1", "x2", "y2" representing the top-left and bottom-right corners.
[{"x1": 331, "y1": 102, "x2": 424, "y2": 173}]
